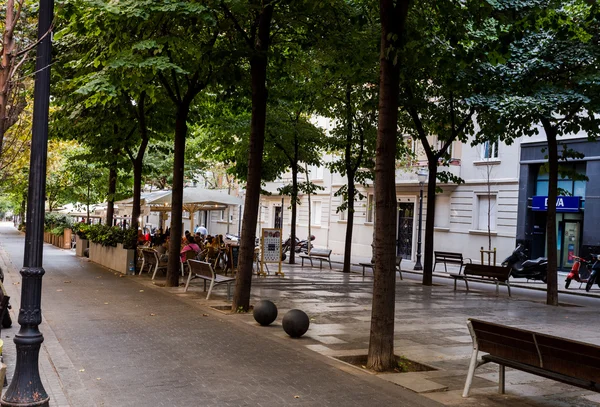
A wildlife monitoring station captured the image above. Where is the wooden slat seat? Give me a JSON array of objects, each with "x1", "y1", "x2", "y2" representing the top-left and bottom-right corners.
[
  {"x1": 184, "y1": 260, "x2": 235, "y2": 300},
  {"x1": 358, "y1": 256, "x2": 403, "y2": 279},
  {"x1": 300, "y1": 248, "x2": 333, "y2": 269},
  {"x1": 463, "y1": 319, "x2": 600, "y2": 397},
  {"x1": 451, "y1": 264, "x2": 512, "y2": 296},
  {"x1": 434, "y1": 251, "x2": 472, "y2": 273}
]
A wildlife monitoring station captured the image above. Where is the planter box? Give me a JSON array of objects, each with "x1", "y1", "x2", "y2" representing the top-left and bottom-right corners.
[
  {"x1": 63, "y1": 229, "x2": 72, "y2": 249},
  {"x1": 89, "y1": 242, "x2": 135, "y2": 275},
  {"x1": 75, "y1": 236, "x2": 89, "y2": 257}
]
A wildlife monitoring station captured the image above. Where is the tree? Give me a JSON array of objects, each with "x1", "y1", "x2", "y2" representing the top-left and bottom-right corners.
[
  {"x1": 397, "y1": 1, "x2": 511, "y2": 286},
  {"x1": 0, "y1": 0, "x2": 35, "y2": 155},
  {"x1": 318, "y1": 3, "x2": 379, "y2": 273},
  {"x1": 472, "y1": 0, "x2": 600, "y2": 305},
  {"x1": 225, "y1": 0, "x2": 276, "y2": 311},
  {"x1": 368, "y1": 0, "x2": 411, "y2": 373}
]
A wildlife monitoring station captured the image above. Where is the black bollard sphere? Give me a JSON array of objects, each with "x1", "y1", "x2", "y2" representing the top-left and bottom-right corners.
[
  {"x1": 253, "y1": 300, "x2": 278, "y2": 326},
  {"x1": 282, "y1": 309, "x2": 310, "y2": 338}
]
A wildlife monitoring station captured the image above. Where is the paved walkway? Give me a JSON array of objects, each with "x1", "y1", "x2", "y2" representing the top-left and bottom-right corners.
[
  {"x1": 0, "y1": 225, "x2": 438, "y2": 407},
  {"x1": 1, "y1": 224, "x2": 599, "y2": 406}
]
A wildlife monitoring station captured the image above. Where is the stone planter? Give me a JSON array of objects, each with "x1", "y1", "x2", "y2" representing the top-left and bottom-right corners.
[
  {"x1": 88, "y1": 242, "x2": 135, "y2": 274},
  {"x1": 75, "y1": 236, "x2": 89, "y2": 257}
]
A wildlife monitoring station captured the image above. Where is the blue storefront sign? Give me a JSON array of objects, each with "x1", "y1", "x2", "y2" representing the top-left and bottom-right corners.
[{"x1": 531, "y1": 196, "x2": 581, "y2": 213}]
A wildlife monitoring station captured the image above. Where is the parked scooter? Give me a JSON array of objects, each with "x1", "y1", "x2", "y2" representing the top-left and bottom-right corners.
[
  {"x1": 585, "y1": 254, "x2": 600, "y2": 292},
  {"x1": 501, "y1": 244, "x2": 548, "y2": 283},
  {"x1": 297, "y1": 235, "x2": 315, "y2": 254},
  {"x1": 565, "y1": 255, "x2": 593, "y2": 289}
]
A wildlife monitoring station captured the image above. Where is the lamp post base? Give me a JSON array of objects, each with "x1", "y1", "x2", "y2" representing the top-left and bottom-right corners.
[{"x1": 413, "y1": 260, "x2": 423, "y2": 271}]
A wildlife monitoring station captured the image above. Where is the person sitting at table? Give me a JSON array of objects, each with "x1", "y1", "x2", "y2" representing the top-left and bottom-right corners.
[{"x1": 180, "y1": 235, "x2": 201, "y2": 262}]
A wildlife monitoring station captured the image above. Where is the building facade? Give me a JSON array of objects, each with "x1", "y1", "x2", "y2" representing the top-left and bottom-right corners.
[{"x1": 258, "y1": 132, "x2": 524, "y2": 264}]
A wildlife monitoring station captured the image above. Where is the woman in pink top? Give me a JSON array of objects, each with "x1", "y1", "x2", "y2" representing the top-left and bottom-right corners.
[{"x1": 180, "y1": 235, "x2": 201, "y2": 262}]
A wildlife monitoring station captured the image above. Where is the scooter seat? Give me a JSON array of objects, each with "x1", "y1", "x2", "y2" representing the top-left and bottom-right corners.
[{"x1": 522, "y1": 257, "x2": 547, "y2": 267}]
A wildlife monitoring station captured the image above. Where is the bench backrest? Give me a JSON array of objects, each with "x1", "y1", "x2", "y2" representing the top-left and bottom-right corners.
[
  {"x1": 464, "y1": 264, "x2": 510, "y2": 281},
  {"x1": 142, "y1": 249, "x2": 158, "y2": 265},
  {"x1": 182, "y1": 250, "x2": 197, "y2": 263},
  {"x1": 187, "y1": 260, "x2": 214, "y2": 279},
  {"x1": 434, "y1": 251, "x2": 463, "y2": 260},
  {"x1": 309, "y1": 248, "x2": 332, "y2": 257},
  {"x1": 469, "y1": 319, "x2": 600, "y2": 383}
]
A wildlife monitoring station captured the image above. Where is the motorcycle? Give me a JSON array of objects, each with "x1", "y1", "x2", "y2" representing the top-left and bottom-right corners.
[
  {"x1": 585, "y1": 254, "x2": 600, "y2": 292},
  {"x1": 502, "y1": 244, "x2": 548, "y2": 283},
  {"x1": 565, "y1": 255, "x2": 592, "y2": 289},
  {"x1": 297, "y1": 235, "x2": 315, "y2": 254}
]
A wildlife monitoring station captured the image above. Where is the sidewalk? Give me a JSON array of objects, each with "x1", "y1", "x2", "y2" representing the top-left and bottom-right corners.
[
  {"x1": 1, "y1": 224, "x2": 599, "y2": 406},
  {"x1": 0, "y1": 225, "x2": 438, "y2": 407}
]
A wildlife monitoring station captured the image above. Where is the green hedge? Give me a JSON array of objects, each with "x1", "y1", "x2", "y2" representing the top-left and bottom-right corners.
[
  {"x1": 84, "y1": 224, "x2": 137, "y2": 250},
  {"x1": 44, "y1": 213, "x2": 72, "y2": 236}
]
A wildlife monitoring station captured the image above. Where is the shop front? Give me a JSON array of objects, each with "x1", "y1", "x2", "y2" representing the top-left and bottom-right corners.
[{"x1": 516, "y1": 138, "x2": 600, "y2": 271}]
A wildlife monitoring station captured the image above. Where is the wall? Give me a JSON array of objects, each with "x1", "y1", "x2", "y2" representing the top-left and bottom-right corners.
[{"x1": 89, "y1": 242, "x2": 135, "y2": 274}]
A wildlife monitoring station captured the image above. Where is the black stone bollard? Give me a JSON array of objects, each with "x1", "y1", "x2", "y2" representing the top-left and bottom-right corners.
[
  {"x1": 282, "y1": 309, "x2": 310, "y2": 338},
  {"x1": 253, "y1": 300, "x2": 278, "y2": 326}
]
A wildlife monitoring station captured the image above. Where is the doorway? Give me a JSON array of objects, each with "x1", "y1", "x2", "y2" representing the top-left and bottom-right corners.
[
  {"x1": 559, "y1": 220, "x2": 582, "y2": 270},
  {"x1": 274, "y1": 206, "x2": 282, "y2": 229},
  {"x1": 397, "y1": 202, "x2": 414, "y2": 259}
]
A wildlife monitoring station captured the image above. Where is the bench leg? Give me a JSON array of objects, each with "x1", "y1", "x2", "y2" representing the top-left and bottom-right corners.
[
  {"x1": 397, "y1": 269, "x2": 402, "y2": 280},
  {"x1": 328, "y1": 259, "x2": 332, "y2": 269},
  {"x1": 464, "y1": 278, "x2": 469, "y2": 291},
  {"x1": 444, "y1": 262, "x2": 448, "y2": 273},
  {"x1": 498, "y1": 364, "x2": 505, "y2": 394},
  {"x1": 506, "y1": 282, "x2": 511, "y2": 297},
  {"x1": 463, "y1": 341, "x2": 479, "y2": 398},
  {"x1": 319, "y1": 259, "x2": 323, "y2": 270},
  {"x1": 495, "y1": 281, "x2": 499, "y2": 295},
  {"x1": 139, "y1": 259, "x2": 145, "y2": 275},
  {"x1": 184, "y1": 272, "x2": 193, "y2": 292},
  {"x1": 207, "y1": 279, "x2": 216, "y2": 300},
  {"x1": 454, "y1": 278, "x2": 457, "y2": 291},
  {"x1": 309, "y1": 258, "x2": 314, "y2": 268},
  {"x1": 151, "y1": 264, "x2": 159, "y2": 280}
]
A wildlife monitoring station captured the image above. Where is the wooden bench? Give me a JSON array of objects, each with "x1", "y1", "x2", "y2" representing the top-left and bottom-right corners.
[
  {"x1": 358, "y1": 256, "x2": 403, "y2": 279},
  {"x1": 300, "y1": 248, "x2": 333, "y2": 269},
  {"x1": 463, "y1": 319, "x2": 600, "y2": 398},
  {"x1": 434, "y1": 251, "x2": 472, "y2": 273},
  {"x1": 184, "y1": 260, "x2": 236, "y2": 300},
  {"x1": 450, "y1": 264, "x2": 512, "y2": 296}
]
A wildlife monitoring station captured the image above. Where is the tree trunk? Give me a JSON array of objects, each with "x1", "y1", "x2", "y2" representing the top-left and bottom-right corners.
[
  {"x1": 343, "y1": 85, "x2": 354, "y2": 273},
  {"x1": 231, "y1": 3, "x2": 274, "y2": 312},
  {"x1": 368, "y1": 0, "x2": 409, "y2": 373},
  {"x1": 106, "y1": 166, "x2": 117, "y2": 226},
  {"x1": 131, "y1": 158, "x2": 143, "y2": 232},
  {"x1": 166, "y1": 104, "x2": 190, "y2": 287},
  {"x1": 290, "y1": 162, "x2": 297, "y2": 264},
  {"x1": 422, "y1": 162, "x2": 437, "y2": 286},
  {"x1": 0, "y1": 0, "x2": 16, "y2": 153},
  {"x1": 344, "y1": 173, "x2": 355, "y2": 273},
  {"x1": 543, "y1": 120, "x2": 558, "y2": 306}
]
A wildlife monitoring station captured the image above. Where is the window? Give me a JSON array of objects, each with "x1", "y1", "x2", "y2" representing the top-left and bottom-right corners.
[
  {"x1": 338, "y1": 208, "x2": 346, "y2": 221},
  {"x1": 219, "y1": 210, "x2": 225, "y2": 221},
  {"x1": 311, "y1": 201, "x2": 322, "y2": 226},
  {"x1": 434, "y1": 196, "x2": 450, "y2": 228},
  {"x1": 477, "y1": 195, "x2": 497, "y2": 231},
  {"x1": 366, "y1": 194, "x2": 374, "y2": 223},
  {"x1": 310, "y1": 165, "x2": 324, "y2": 180},
  {"x1": 536, "y1": 163, "x2": 586, "y2": 197},
  {"x1": 481, "y1": 140, "x2": 499, "y2": 160}
]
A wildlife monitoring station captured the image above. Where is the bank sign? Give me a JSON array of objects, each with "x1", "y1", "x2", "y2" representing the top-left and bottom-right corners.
[{"x1": 531, "y1": 196, "x2": 581, "y2": 213}]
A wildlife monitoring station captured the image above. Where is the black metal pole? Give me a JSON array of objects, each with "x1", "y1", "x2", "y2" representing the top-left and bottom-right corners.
[
  {"x1": 2, "y1": 1, "x2": 53, "y2": 406},
  {"x1": 414, "y1": 183, "x2": 424, "y2": 271}
]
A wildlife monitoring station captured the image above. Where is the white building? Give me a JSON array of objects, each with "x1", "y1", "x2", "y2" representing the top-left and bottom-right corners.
[{"x1": 258, "y1": 129, "x2": 525, "y2": 264}]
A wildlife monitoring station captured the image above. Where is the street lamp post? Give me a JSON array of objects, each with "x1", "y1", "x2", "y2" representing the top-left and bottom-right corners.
[
  {"x1": 413, "y1": 169, "x2": 428, "y2": 271},
  {"x1": 1, "y1": 1, "x2": 54, "y2": 406}
]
